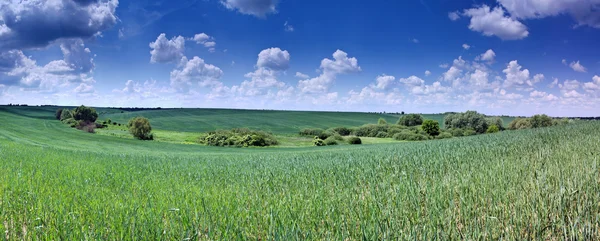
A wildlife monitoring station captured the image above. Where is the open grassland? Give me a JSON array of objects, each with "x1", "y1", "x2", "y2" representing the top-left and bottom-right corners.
[{"x1": 0, "y1": 107, "x2": 598, "y2": 240}]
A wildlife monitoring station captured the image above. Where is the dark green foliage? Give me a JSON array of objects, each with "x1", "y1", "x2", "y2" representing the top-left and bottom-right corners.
[
  {"x1": 55, "y1": 109, "x2": 63, "y2": 120},
  {"x1": 313, "y1": 137, "x2": 326, "y2": 146},
  {"x1": 299, "y1": 128, "x2": 325, "y2": 137},
  {"x1": 435, "y1": 132, "x2": 453, "y2": 139},
  {"x1": 73, "y1": 105, "x2": 98, "y2": 123},
  {"x1": 60, "y1": 109, "x2": 73, "y2": 121},
  {"x1": 375, "y1": 131, "x2": 388, "y2": 138},
  {"x1": 128, "y1": 117, "x2": 153, "y2": 140},
  {"x1": 352, "y1": 124, "x2": 392, "y2": 137},
  {"x1": 113, "y1": 122, "x2": 117, "y2": 126},
  {"x1": 397, "y1": 114, "x2": 423, "y2": 126},
  {"x1": 486, "y1": 117, "x2": 505, "y2": 131},
  {"x1": 377, "y1": 118, "x2": 387, "y2": 125},
  {"x1": 330, "y1": 127, "x2": 352, "y2": 136},
  {"x1": 530, "y1": 114, "x2": 553, "y2": 128},
  {"x1": 393, "y1": 131, "x2": 429, "y2": 141},
  {"x1": 203, "y1": 128, "x2": 277, "y2": 147},
  {"x1": 347, "y1": 137, "x2": 362, "y2": 144},
  {"x1": 422, "y1": 120, "x2": 440, "y2": 136},
  {"x1": 324, "y1": 136, "x2": 338, "y2": 145},
  {"x1": 487, "y1": 125, "x2": 500, "y2": 133},
  {"x1": 444, "y1": 111, "x2": 489, "y2": 134}
]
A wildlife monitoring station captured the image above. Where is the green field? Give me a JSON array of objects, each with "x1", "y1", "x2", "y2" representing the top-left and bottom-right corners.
[{"x1": 0, "y1": 106, "x2": 598, "y2": 240}]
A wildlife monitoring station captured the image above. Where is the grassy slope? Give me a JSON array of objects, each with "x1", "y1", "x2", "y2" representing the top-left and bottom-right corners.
[
  {"x1": 0, "y1": 106, "x2": 598, "y2": 239},
  {"x1": 98, "y1": 108, "x2": 515, "y2": 134}
]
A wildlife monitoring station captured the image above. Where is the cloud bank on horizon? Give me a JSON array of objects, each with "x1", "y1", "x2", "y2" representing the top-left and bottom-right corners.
[{"x1": 1, "y1": 0, "x2": 600, "y2": 116}]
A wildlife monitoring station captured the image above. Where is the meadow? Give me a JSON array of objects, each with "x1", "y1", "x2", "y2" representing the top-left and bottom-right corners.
[{"x1": 0, "y1": 106, "x2": 598, "y2": 240}]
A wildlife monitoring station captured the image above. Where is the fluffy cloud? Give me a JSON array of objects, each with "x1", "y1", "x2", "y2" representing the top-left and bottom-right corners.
[
  {"x1": 424, "y1": 70, "x2": 431, "y2": 76},
  {"x1": 561, "y1": 79, "x2": 581, "y2": 90},
  {"x1": 497, "y1": 0, "x2": 600, "y2": 28},
  {"x1": 448, "y1": 11, "x2": 460, "y2": 21},
  {"x1": 462, "y1": 44, "x2": 471, "y2": 50},
  {"x1": 478, "y1": 49, "x2": 496, "y2": 62},
  {"x1": 583, "y1": 75, "x2": 600, "y2": 92},
  {"x1": 221, "y1": 0, "x2": 278, "y2": 18},
  {"x1": 569, "y1": 60, "x2": 587, "y2": 72},
  {"x1": 295, "y1": 72, "x2": 309, "y2": 79},
  {"x1": 298, "y1": 50, "x2": 361, "y2": 94},
  {"x1": 74, "y1": 83, "x2": 94, "y2": 94},
  {"x1": 191, "y1": 33, "x2": 216, "y2": 52},
  {"x1": 60, "y1": 39, "x2": 95, "y2": 73},
  {"x1": 502, "y1": 60, "x2": 539, "y2": 89},
  {"x1": 0, "y1": 0, "x2": 118, "y2": 51},
  {"x1": 462, "y1": 5, "x2": 529, "y2": 40},
  {"x1": 257, "y1": 47, "x2": 290, "y2": 71},
  {"x1": 530, "y1": 90, "x2": 558, "y2": 101},
  {"x1": 170, "y1": 56, "x2": 223, "y2": 92},
  {"x1": 374, "y1": 74, "x2": 396, "y2": 90},
  {"x1": 399, "y1": 76, "x2": 425, "y2": 86},
  {"x1": 149, "y1": 33, "x2": 186, "y2": 63}
]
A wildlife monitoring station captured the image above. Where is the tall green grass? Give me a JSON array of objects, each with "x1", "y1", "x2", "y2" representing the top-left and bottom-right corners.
[{"x1": 0, "y1": 106, "x2": 598, "y2": 239}]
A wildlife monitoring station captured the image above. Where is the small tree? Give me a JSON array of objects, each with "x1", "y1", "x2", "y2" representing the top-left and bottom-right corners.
[
  {"x1": 421, "y1": 120, "x2": 440, "y2": 136},
  {"x1": 128, "y1": 117, "x2": 153, "y2": 140},
  {"x1": 378, "y1": 118, "x2": 387, "y2": 125},
  {"x1": 73, "y1": 105, "x2": 98, "y2": 123},
  {"x1": 60, "y1": 109, "x2": 73, "y2": 121},
  {"x1": 397, "y1": 114, "x2": 423, "y2": 126},
  {"x1": 530, "y1": 114, "x2": 553, "y2": 128},
  {"x1": 487, "y1": 124, "x2": 500, "y2": 133},
  {"x1": 55, "y1": 109, "x2": 63, "y2": 120}
]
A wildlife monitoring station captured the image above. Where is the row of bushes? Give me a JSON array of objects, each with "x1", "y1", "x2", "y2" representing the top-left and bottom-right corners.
[
  {"x1": 313, "y1": 136, "x2": 362, "y2": 146},
  {"x1": 507, "y1": 114, "x2": 570, "y2": 130},
  {"x1": 199, "y1": 128, "x2": 278, "y2": 147}
]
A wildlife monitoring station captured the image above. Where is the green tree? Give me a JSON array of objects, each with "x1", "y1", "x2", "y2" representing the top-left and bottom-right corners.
[
  {"x1": 487, "y1": 124, "x2": 500, "y2": 133},
  {"x1": 128, "y1": 117, "x2": 153, "y2": 140},
  {"x1": 530, "y1": 114, "x2": 553, "y2": 128},
  {"x1": 73, "y1": 105, "x2": 98, "y2": 123},
  {"x1": 397, "y1": 114, "x2": 423, "y2": 126},
  {"x1": 444, "y1": 111, "x2": 488, "y2": 134},
  {"x1": 421, "y1": 119, "x2": 440, "y2": 136},
  {"x1": 60, "y1": 109, "x2": 73, "y2": 121},
  {"x1": 55, "y1": 109, "x2": 63, "y2": 120},
  {"x1": 377, "y1": 118, "x2": 387, "y2": 125}
]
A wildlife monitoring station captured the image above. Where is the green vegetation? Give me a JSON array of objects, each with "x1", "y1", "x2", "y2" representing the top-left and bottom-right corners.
[
  {"x1": 73, "y1": 105, "x2": 98, "y2": 123},
  {"x1": 200, "y1": 128, "x2": 278, "y2": 147},
  {"x1": 445, "y1": 111, "x2": 489, "y2": 134},
  {"x1": 487, "y1": 124, "x2": 500, "y2": 133},
  {"x1": 397, "y1": 113, "x2": 423, "y2": 126},
  {"x1": 377, "y1": 117, "x2": 387, "y2": 124},
  {"x1": 508, "y1": 114, "x2": 564, "y2": 130},
  {"x1": 128, "y1": 117, "x2": 154, "y2": 140},
  {"x1": 347, "y1": 136, "x2": 362, "y2": 144},
  {"x1": 0, "y1": 106, "x2": 593, "y2": 239},
  {"x1": 421, "y1": 119, "x2": 440, "y2": 136}
]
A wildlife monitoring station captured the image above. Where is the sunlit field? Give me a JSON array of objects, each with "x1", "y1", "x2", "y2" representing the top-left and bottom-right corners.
[{"x1": 0, "y1": 107, "x2": 598, "y2": 240}]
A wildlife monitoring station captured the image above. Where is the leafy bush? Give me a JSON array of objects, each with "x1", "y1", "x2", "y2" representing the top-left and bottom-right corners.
[
  {"x1": 463, "y1": 129, "x2": 477, "y2": 136},
  {"x1": 422, "y1": 120, "x2": 440, "y2": 136},
  {"x1": 347, "y1": 137, "x2": 362, "y2": 145},
  {"x1": 60, "y1": 109, "x2": 73, "y2": 121},
  {"x1": 313, "y1": 137, "x2": 326, "y2": 146},
  {"x1": 375, "y1": 131, "x2": 388, "y2": 138},
  {"x1": 486, "y1": 117, "x2": 505, "y2": 131},
  {"x1": 392, "y1": 131, "x2": 429, "y2": 141},
  {"x1": 73, "y1": 105, "x2": 98, "y2": 123},
  {"x1": 55, "y1": 109, "x2": 63, "y2": 120},
  {"x1": 128, "y1": 117, "x2": 153, "y2": 140},
  {"x1": 487, "y1": 124, "x2": 500, "y2": 133},
  {"x1": 449, "y1": 128, "x2": 464, "y2": 137},
  {"x1": 530, "y1": 114, "x2": 553, "y2": 128},
  {"x1": 299, "y1": 128, "x2": 332, "y2": 139},
  {"x1": 397, "y1": 114, "x2": 423, "y2": 126},
  {"x1": 508, "y1": 118, "x2": 532, "y2": 130},
  {"x1": 203, "y1": 128, "x2": 278, "y2": 147},
  {"x1": 435, "y1": 132, "x2": 453, "y2": 139},
  {"x1": 378, "y1": 118, "x2": 387, "y2": 125},
  {"x1": 444, "y1": 111, "x2": 489, "y2": 134},
  {"x1": 352, "y1": 124, "x2": 391, "y2": 137},
  {"x1": 330, "y1": 127, "x2": 352, "y2": 136},
  {"x1": 331, "y1": 133, "x2": 344, "y2": 141},
  {"x1": 324, "y1": 136, "x2": 338, "y2": 145}
]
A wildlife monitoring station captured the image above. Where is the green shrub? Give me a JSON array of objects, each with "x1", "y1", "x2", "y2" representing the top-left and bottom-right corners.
[
  {"x1": 203, "y1": 128, "x2": 278, "y2": 147},
  {"x1": 375, "y1": 131, "x2": 388, "y2": 138},
  {"x1": 487, "y1": 125, "x2": 500, "y2": 133},
  {"x1": 73, "y1": 105, "x2": 98, "y2": 123},
  {"x1": 128, "y1": 117, "x2": 153, "y2": 140},
  {"x1": 352, "y1": 124, "x2": 391, "y2": 137},
  {"x1": 508, "y1": 118, "x2": 532, "y2": 130},
  {"x1": 435, "y1": 132, "x2": 453, "y2": 139},
  {"x1": 378, "y1": 118, "x2": 387, "y2": 125},
  {"x1": 397, "y1": 114, "x2": 423, "y2": 126},
  {"x1": 444, "y1": 111, "x2": 489, "y2": 134},
  {"x1": 324, "y1": 136, "x2": 338, "y2": 145},
  {"x1": 299, "y1": 128, "x2": 324, "y2": 137},
  {"x1": 60, "y1": 109, "x2": 73, "y2": 121},
  {"x1": 486, "y1": 117, "x2": 505, "y2": 131},
  {"x1": 330, "y1": 127, "x2": 352, "y2": 136},
  {"x1": 449, "y1": 128, "x2": 464, "y2": 137},
  {"x1": 347, "y1": 137, "x2": 362, "y2": 145},
  {"x1": 463, "y1": 129, "x2": 477, "y2": 136},
  {"x1": 422, "y1": 120, "x2": 440, "y2": 136},
  {"x1": 313, "y1": 137, "x2": 326, "y2": 146},
  {"x1": 530, "y1": 114, "x2": 553, "y2": 128},
  {"x1": 331, "y1": 133, "x2": 344, "y2": 141},
  {"x1": 55, "y1": 109, "x2": 63, "y2": 120},
  {"x1": 392, "y1": 131, "x2": 429, "y2": 141}
]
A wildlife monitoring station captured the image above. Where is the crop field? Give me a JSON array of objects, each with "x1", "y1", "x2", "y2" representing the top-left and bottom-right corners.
[{"x1": 0, "y1": 106, "x2": 598, "y2": 240}]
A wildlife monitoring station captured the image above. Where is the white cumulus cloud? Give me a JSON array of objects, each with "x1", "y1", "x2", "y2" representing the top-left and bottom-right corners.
[
  {"x1": 463, "y1": 5, "x2": 529, "y2": 40},
  {"x1": 149, "y1": 33, "x2": 185, "y2": 63}
]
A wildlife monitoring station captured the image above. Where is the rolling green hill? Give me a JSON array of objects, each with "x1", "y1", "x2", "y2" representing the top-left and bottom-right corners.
[{"x1": 0, "y1": 106, "x2": 597, "y2": 239}]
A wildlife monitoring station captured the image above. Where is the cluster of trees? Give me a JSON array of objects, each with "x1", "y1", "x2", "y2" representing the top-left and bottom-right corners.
[
  {"x1": 299, "y1": 128, "x2": 361, "y2": 146},
  {"x1": 444, "y1": 111, "x2": 504, "y2": 135},
  {"x1": 56, "y1": 106, "x2": 101, "y2": 133},
  {"x1": 200, "y1": 128, "x2": 278, "y2": 147},
  {"x1": 508, "y1": 114, "x2": 569, "y2": 130}
]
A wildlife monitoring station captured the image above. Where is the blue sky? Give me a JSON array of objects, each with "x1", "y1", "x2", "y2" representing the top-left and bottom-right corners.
[{"x1": 1, "y1": 0, "x2": 600, "y2": 116}]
